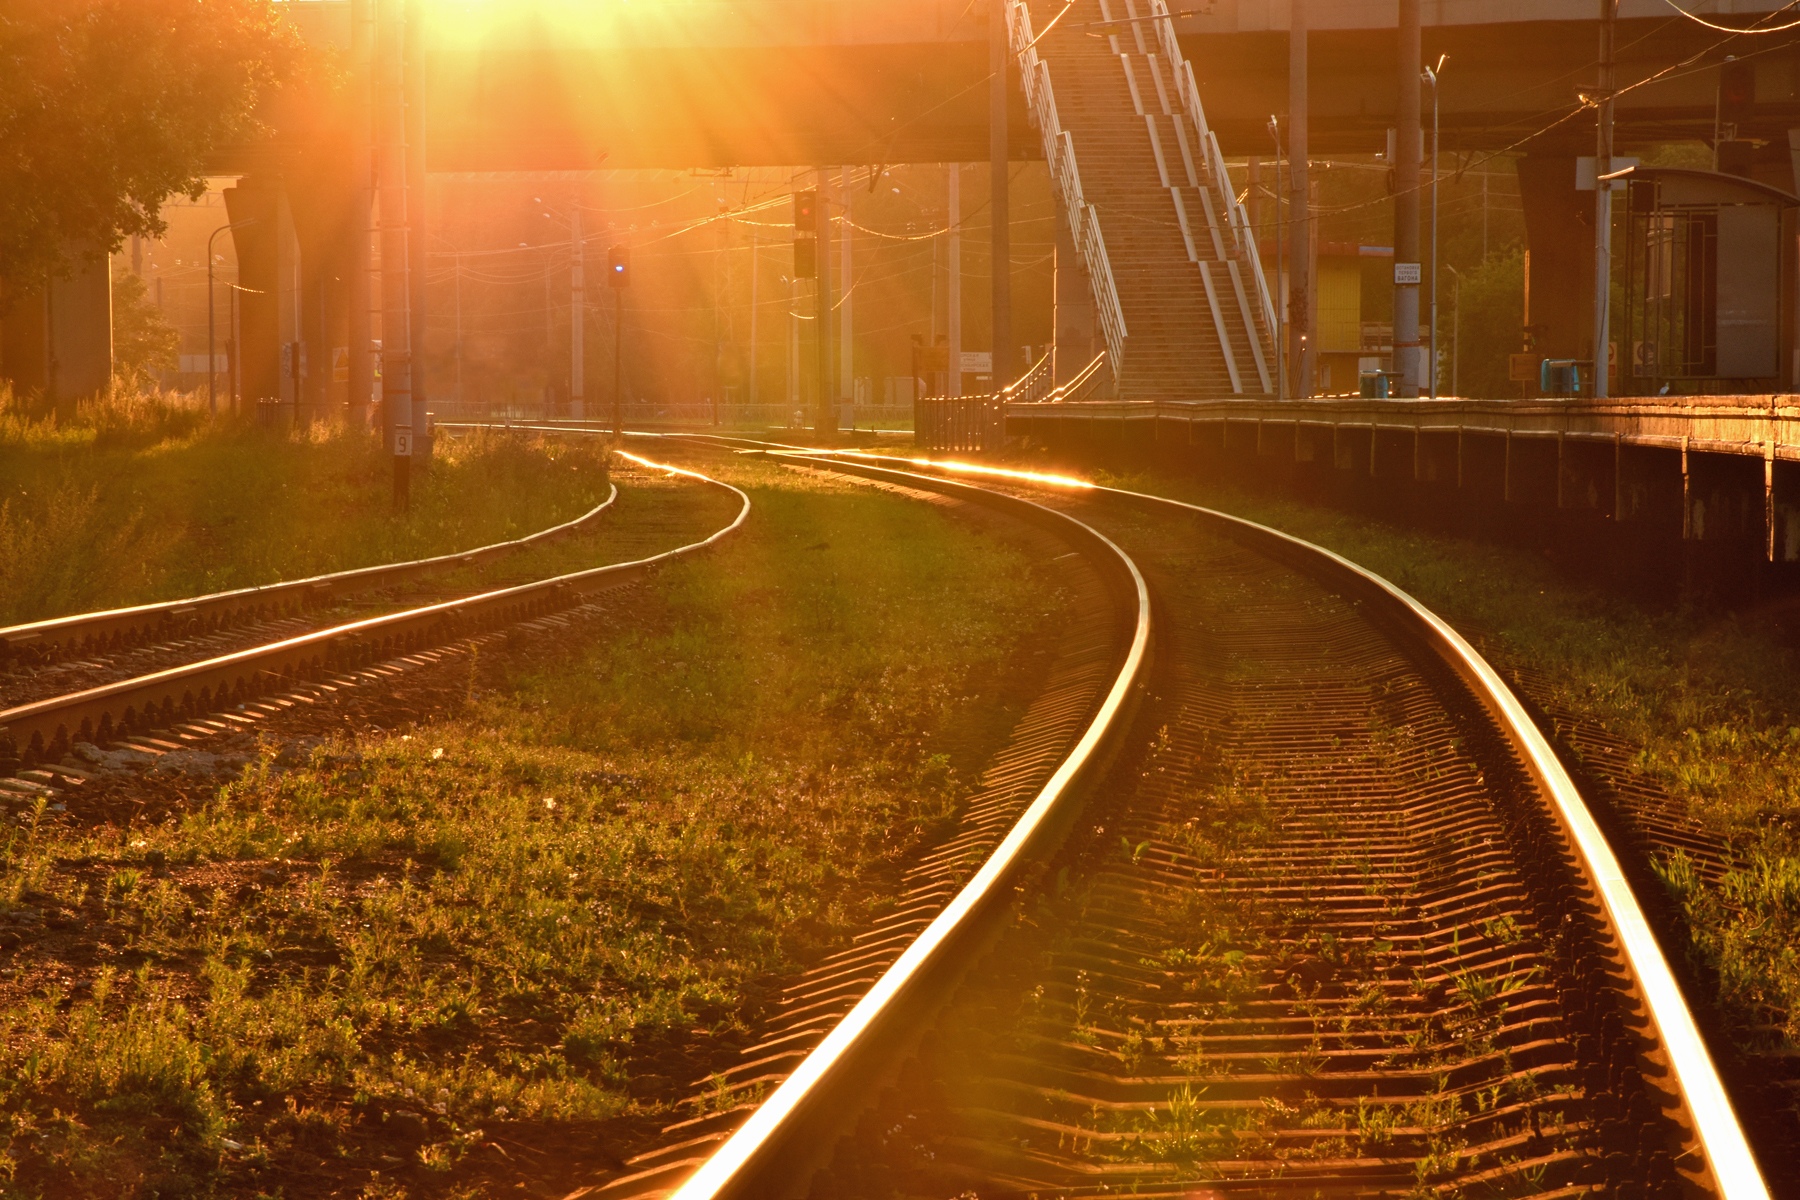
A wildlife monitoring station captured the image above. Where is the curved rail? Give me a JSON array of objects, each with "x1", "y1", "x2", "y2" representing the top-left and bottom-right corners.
[
  {"x1": 651, "y1": 442, "x2": 1767, "y2": 1200},
  {"x1": 0, "y1": 477, "x2": 618, "y2": 665},
  {"x1": 1099, "y1": 483, "x2": 1769, "y2": 1200},
  {"x1": 667, "y1": 454, "x2": 1151, "y2": 1197},
  {"x1": 0, "y1": 455, "x2": 744, "y2": 767}
]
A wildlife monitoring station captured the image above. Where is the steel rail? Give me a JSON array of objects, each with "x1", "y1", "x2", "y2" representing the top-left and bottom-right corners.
[
  {"x1": 768, "y1": 447, "x2": 1770, "y2": 1200},
  {"x1": 0, "y1": 478, "x2": 618, "y2": 665},
  {"x1": 0, "y1": 454, "x2": 744, "y2": 767},
  {"x1": 665, "y1": 454, "x2": 1151, "y2": 1200},
  {"x1": 433, "y1": 429, "x2": 1764, "y2": 1193},
  {"x1": 1099, "y1": 485, "x2": 1770, "y2": 1200}
]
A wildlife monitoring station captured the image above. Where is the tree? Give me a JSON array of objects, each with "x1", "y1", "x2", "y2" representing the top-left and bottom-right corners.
[
  {"x1": 1451, "y1": 246, "x2": 1526, "y2": 399},
  {"x1": 0, "y1": 0, "x2": 301, "y2": 289},
  {"x1": 110, "y1": 267, "x2": 177, "y2": 384}
]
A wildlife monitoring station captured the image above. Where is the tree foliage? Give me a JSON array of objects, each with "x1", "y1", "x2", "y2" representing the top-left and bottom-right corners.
[
  {"x1": 0, "y1": 0, "x2": 301, "y2": 287},
  {"x1": 1448, "y1": 246, "x2": 1526, "y2": 399},
  {"x1": 110, "y1": 267, "x2": 178, "y2": 383}
]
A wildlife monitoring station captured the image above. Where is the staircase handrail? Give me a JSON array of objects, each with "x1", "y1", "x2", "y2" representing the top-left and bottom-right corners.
[
  {"x1": 1051, "y1": 351, "x2": 1112, "y2": 402},
  {"x1": 1001, "y1": 351, "x2": 1111, "y2": 405},
  {"x1": 1008, "y1": 0, "x2": 1128, "y2": 373},
  {"x1": 1146, "y1": 0, "x2": 1280, "y2": 345},
  {"x1": 1000, "y1": 349, "x2": 1055, "y2": 403}
]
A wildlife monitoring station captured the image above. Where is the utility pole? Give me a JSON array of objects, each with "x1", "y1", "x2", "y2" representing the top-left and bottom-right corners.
[
  {"x1": 615, "y1": 286, "x2": 622, "y2": 440},
  {"x1": 350, "y1": 0, "x2": 376, "y2": 427},
  {"x1": 377, "y1": 0, "x2": 413, "y2": 509},
  {"x1": 1593, "y1": 0, "x2": 1618, "y2": 398},
  {"x1": 570, "y1": 201, "x2": 585, "y2": 419},
  {"x1": 1426, "y1": 58, "x2": 1441, "y2": 398},
  {"x1": 230, "y1": 286, "x2": 240, "y2": 411},
  {"x1": 1448, "y1": 263, "x2": 1463, "y2": 398},
  {"x1": 815, "y1": 165, "x2": 835, "y2": 438},
  {"x1": 454, "y1": 256, "x2": 463, "y2": 408},
  {"x1": 840, "y1": 168, "x2": 854, "y2": 407},
  {"x1": 608, "y1": 244, "x2": 630, "y2": 445},
  {"x1": 948, "y1": 164, "x2": 962, "y2": 398},
  {"x1": 991, "y1": 0, "x2": 1013, "y2": 389},
  {"x1": 1269, "y1": 117, "x2": 1286, "y2": 400},
  {"x1": 208, "y1": 219, "x2": 255, "y2": 417},
  {"x1": 1288, "y1": 0, "x2": 1311, "y2": 398},
  {"x1": 1394, "y1": 0, "x2": 1423, "y2": 397},
  {"x1": 748, "y1": 235, "x2": 759, "y2": 405},
  {"x1": 404, "y1": 0, "x2": 428, "y2": 452}
]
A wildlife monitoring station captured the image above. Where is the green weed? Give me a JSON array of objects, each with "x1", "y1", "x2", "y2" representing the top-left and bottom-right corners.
[{"x1": 0, "y1": 455, "x2": 1067, "y2": 1194}]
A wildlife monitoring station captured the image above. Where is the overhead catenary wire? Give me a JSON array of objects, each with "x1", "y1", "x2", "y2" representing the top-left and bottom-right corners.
[{"x1": 1653, "y1": 0, "x2": 1800, "y2": 33}]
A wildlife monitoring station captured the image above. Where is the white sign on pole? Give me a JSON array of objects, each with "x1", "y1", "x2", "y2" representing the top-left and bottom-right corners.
[
  {"x1": 959, "y1": 351, "x2": 992, "y2": 374},
  {"x1": 393, "y1": 427, "x2": 413, "y2": 457},
  {"x1": 1394, "y1": 262, "x2": 1422, "y2": 285}
]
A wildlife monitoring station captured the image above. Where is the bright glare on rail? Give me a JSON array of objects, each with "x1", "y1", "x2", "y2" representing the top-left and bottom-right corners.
[
  {"x1": 614, "y1": 448, "x2": 718, "y2": 483},
  {"x1": 830, "y1": 450, "x2": 1094, "y2": 490}
]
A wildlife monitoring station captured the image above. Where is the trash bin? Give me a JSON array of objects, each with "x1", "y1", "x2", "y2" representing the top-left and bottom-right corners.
[
  {"x1": 1358, "y1": 371, "x2": 1393, "y2": 398},
  {"x1": 1539, "y1": 359, "x2": 1592, "y2": 397}
]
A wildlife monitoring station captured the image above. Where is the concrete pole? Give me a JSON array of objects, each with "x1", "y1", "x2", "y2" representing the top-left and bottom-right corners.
[
  {"x1": 1594, "y1": 0, "x2": 1617, "y2": 398},
  {"x1": 991, "y1": 0, "x2": 1013, "y2": 389},
  {"x1": 815, "y1": 165, "x2": 834, "y2": 436},
  {"x1": 840, "y1": 168, "x2": 853, "y2": 403},
  {"x1": 1394, "y1": 0, "x2": 1423, "y2": 397},
  {"x1": 948, "y1": 164, "x2": 962, "y2": 397},
  {"x1": 1428, "y1": 68, "x2": 1440, "y2": 398},
  {"x1": 1270, "y1": 117, "x2": 1286, "y2": 399},
  {"x1": 1288, "y1": 0, "x2": 1312, "y2": 398},
  {"x1": 349, "y1": 0, "x2": 375, "y2": 428},
  {"x1": 405, "y1": 0, "x2": 428, "y2": 448},
  {"x1": 749, "y1": 235, "x2": 759, "y2": 405},
  {"x1": 376, "y1": 0, "x2": 412, "y2": 506},
  {"x1": 570, "y1": 202, "x2": 585, "y2": 419}
]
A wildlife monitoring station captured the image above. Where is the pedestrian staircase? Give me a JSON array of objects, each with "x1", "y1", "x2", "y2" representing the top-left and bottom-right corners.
[{"x1": 1010, "y1": 0, "x2": 1277, "y2": 399}]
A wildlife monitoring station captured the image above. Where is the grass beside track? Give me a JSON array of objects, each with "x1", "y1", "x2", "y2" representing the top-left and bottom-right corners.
[
  {"x1": 1073, "y1": 462, "x2": 1800, "y2": 1069},
  {"x1": 0, "y1": 453, "x2": 1070, "y2": 1197},
  {"x1": 0, "y1": 393, "x2": 610, "y2": 626}
]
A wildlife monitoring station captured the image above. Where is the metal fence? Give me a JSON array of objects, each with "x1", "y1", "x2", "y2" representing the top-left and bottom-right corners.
[
  {"x1": 408, "y1": 400, "x2": 915, "y2": 432},
  {"x1": 915, "y1": 352, "x2": 1113, "y2": 453},
  {"x1": 914, "y1": 394, "x2": 1007, "y2": 452}
]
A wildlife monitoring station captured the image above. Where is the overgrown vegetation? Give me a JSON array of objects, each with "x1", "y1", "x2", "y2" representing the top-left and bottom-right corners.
[
  {"x1": 0, "y1": 457, "x2": 1068, "y2": 1195},
  {"x1": 0, "y1": 0, "x2": 302, "y2": 284},
  {"x1": 0, "y1": 389, "x2": 610, "y2": 625},
  {"x1": 109, "y1": 269, "x2": 180, "y2": 385},
  {"x1": 1091, "y1": 465, "x2": 1800, "y2": 1056}
]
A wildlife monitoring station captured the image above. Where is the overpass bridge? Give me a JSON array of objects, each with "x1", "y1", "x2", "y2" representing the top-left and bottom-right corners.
[
  {"x1": 12, "y1": 0, "x2": 1800, "y2": 439},
  {"x1": 260, "y1": 0, "x2": 1800, "y2": 173}
]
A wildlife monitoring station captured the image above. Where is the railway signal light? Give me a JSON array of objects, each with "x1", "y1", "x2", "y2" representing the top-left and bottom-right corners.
[
  {"x1": 607, "y1": 244, "x2": 631, "y2": 288},
  {"x1": 793, "y1": 235, "x2": 817, "y2": 279},
  {"x1": 793, "y1": 190, "x2": 817, "y2": 228},
  {"x1": 1719, "y1": 56, "x2": 1755, "y2": 122}
]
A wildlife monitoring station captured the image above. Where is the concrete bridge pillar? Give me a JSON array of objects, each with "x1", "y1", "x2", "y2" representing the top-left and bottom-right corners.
[
  {"x1": 0, "y1": 246, "x2": 113, "y2": 409},
  {"x1": 1517, "y1": 156, "x2": 1595, "y2": 368},
  {"x1": 227, "y1": 160, "x2": 366, "y2": 424},
  {"x1": 225, "y1": 179, "x2": 303, "y2": 414}
]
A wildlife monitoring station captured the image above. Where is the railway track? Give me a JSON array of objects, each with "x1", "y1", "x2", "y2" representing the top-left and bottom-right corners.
[
  {"x1": 568, "y1": 447, "x2": 1767, "y2": 1200},
  {"x1": 0, "y1": 452, "x2": 746, "y2": 792},
  {"x1": 0, "y1": 476, "x2": 620, "y2": 675}
]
